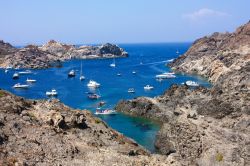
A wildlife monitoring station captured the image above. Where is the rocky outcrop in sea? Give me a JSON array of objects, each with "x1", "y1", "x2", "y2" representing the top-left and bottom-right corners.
[
  {"x1": 0, "y1": 40, "x2": 128, "y2": 69},
  {"x1": 0, "y1": 90, "x2": 177, "y2": 166},
  {"x1": 116, "y1": 21, "x2": 250, "y2": 165}
]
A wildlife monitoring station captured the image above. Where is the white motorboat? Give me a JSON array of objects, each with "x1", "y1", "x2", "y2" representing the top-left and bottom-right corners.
[
  {"x1": 132, "y1": 71, "x2": 136, "y2": 74},
  {"x1": 26, "y1": 78, "x2": 36, "y2": 83},
  {"x1": 110, "y1": 58, "x2": 116, "y2": 67},
  {"x1": 155, "y1": 73, "x2": 176, "y2": 79},
  {"x1": 185, "y1": 81, "x2": 199, "y2": 87},
  {"x1": 5, "y1": 69, "x2": 9, "y2": 73},
  {"x1": 13, "y1": 83, "x2": 29, "y2": 89},
  {"x1": 117, "y1": 73, "x2": 122, "y2": 76},
  {"x1": 144, "y1": 85, "x2": 154, "y2": 90},
  {"x1": 95, "y1": 108, "x2": 117, "y2": 115},
  {"x1": 68, "y1": 70, "x2": 75, "y2": 77},
  {"x1": 46, "y1": 89, "x2": 58, "y2": 96},
  {"x1": 12, "y1": 73, "x2": 19, "y2": 79},
  {"x1": 87, "y1": 80, "x2": 100, "y2": 88},
  {"x1": 80, "y1": 61, "x2": 85, "y2": 80},
  {"x1": 19, "y1": 70, "x2": 32, "y2": 75},
  {"x1": 128, "y1": 88, "x2": 135, "y2": 93}
]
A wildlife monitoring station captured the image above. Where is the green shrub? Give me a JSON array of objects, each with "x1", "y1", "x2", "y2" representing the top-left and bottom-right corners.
[
  {"x1": 216, "y1": 152, "x2": 223, "y2": 162},
  {"x1": 95, "y1": 118, "x2": 101, "y2": 124}
]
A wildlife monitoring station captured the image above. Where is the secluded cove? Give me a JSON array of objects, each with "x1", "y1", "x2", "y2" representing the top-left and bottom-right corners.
[{"x1": 0, "y1": 43, "x2": 211, "y2": 151}]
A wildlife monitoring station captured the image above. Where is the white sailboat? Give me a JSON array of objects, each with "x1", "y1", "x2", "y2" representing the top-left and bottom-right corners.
[
  {"x1": 80, "y1": 61, "x2": 85, "y2": 81},
  {"x1": 110, "y1": 58, "x2": 116, "y2": 67}
]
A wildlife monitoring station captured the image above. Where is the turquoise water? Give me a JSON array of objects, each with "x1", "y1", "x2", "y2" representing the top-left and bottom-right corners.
[{"x1": 0, "y1": 43, "x2": 210, "y2": 152}]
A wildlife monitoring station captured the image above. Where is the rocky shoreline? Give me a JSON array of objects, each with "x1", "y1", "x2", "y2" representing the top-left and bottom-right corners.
[
  {"x1": 116, "y1": 21, "x2": 250, "y2": 165},
  {"x1": 0, "y1": 90, "x2": 177, "y2": 166},
  {"x1": 0, "y1": 40, "x2": 128, "y2": 69}
]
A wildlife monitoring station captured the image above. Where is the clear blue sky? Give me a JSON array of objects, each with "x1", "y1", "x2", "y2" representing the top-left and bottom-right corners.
[{"x1": 0, "y1": 0, "x2": 249, "y2": 45}]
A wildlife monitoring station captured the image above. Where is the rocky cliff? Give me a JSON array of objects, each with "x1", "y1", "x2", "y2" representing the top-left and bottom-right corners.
[
  {"x1": 0, "y1": 90, "x2": 176, "y2": 166},
  {"x1": 116, "y1": 21, "x2": 250, "y2": 165},
  {"x1": 0, "y1": 40, "x2": 128, "y2": 69}
]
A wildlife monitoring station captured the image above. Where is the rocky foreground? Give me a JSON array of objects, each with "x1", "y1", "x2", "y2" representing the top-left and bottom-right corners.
[
  {"x1": 0, "y1": 40, "x2": 128, "y2": 69},
  {"x1": 116, "y1": 22, "x2": 250, "y2": 165},
  {"x1": 0, "y1": 90, "x2": 177, "y2": 166}
]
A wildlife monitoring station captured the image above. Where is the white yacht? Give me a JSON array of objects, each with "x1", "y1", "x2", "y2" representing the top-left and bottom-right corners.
[
  {"x1": 144, "y1": 85, "x2": 154, "y2": 90},
  {"x1": 87, "y1": 80, "x2": 100, "y2": 88},
  {"x1": 12, "y1": 73, "x2": 19, "y2": 79},
  {"x1": 128, "y1": 88, "x2": 135, "y2": 93},
  {"x1": 95, "y1": 108, "x2": 117, "y2": 115},
  {"x1": 26, "y1": 78, "x2": 36, "y2": 83},
  {"x1": 68, "y1": 70, "x2": 76, "y2": 77},
  {"x1": 46, "y1": 89, "x2": 58, "y2": 96},
  {"x1": 155, "y1": 73, "x2": 176, "y2": 79},
  {"x1": 110, "y1": 58, "x2": 116, "y2": 67},
  {"x1": 13, "y1": 83, "x2": 29, "y2": 89},
  {"x1": 19, "y1": 70, "x2": 32, "y2": 75},
  {"x1": 185, "y1": 81, "x2": 199, "y2": 87}
]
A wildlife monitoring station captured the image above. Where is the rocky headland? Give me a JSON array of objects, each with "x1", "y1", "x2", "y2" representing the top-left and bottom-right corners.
[
  {"x1": 116, "y1": 21, "x2": 250, "y2": 165},
  {"x1": 0, "y1": 90, "x2": 177, "y2": 166},
  {"x1": 0, "y1": 40, "x2": 128, "y2": 69}
]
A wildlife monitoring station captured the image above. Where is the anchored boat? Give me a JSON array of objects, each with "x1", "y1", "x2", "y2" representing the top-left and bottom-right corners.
[
  {"x1": 46, "y1": 89, "x2": 58, "y2": 96},
  {"x1": 87, "y1": 80, "x2": 100, "y2": 88},
  {"x1": 144, "y1": 85, "x2": 154, "y2": 90},
  {"x1": 95, "y1": 108, "x2": 117, "y2": 115},
  {"x1": 26, "y1": 78, "x2": 36, "y2": 83},
  {"x1": 12, "y1": 73, "x2": 19, "y2": 79},
  {"x1": 68, "y1": 70, "x2": 76, "y2": 77},
  {"x1": 13, "y1": 83, "x2": 29, "y2": 89}
]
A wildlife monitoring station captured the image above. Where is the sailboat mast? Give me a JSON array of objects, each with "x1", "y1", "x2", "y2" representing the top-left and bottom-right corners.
[{"x1": 80, "y1": 61, "x2": 82, "y2": 76}]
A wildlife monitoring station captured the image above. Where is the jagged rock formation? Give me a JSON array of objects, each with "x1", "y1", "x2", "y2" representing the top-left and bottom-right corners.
[
  {"x1": 0, "y1": 40, "x2": 128, "y2": 69},
  {"x1": 0, "y1": 90, "x2": 176, "y2": 166},
  {"x1": 116, "y1": 21, "x2": 250, "y2": 165}
]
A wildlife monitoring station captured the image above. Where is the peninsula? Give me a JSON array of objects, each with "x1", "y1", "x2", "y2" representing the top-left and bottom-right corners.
[
  {"x1": 0, "y1": 40, "x2": 128, "y2": 69},
  {"x1": 116, "y1": 21, "x2": 250, "y2": 165}
]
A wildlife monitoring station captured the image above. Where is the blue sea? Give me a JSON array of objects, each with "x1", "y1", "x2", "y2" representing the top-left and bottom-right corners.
[{"x1": 0, "y1": 43, "x2": 210, "y2": 152}]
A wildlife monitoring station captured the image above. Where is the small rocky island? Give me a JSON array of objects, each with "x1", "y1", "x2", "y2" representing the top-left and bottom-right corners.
[
  {"x1": 0, "y1": 40, "x2": 128, "y2": 69},
  {"x1": 116, "y1": 21, "x2": 250, "y2": 165}
]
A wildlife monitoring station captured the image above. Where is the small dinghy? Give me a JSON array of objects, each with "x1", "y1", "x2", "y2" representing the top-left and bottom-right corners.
[
  {"x1": 13, "y1": 83, "x2": 29, "y2": 89},
  {"x1": 68, "y1": 70, "x2": 76, "y2": 77},
  {"x1": 128, "y1": 88, "x2": 135, "y2": 93},
  {"x1": 95, "y1": 108, "x2": 117, "y2": 115},
  {"x1": 46, "y1": 89, "x2": 58, "y2": 96},
  {"x1": 26, "y1": 78, "x2": 36, "y2": 83},
  {"x1": 12, "y1": 73, "x2": 19, "y2": 79},
  {"x1": 144, "y1": 85, "x2": 154, "y2": 90}
]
